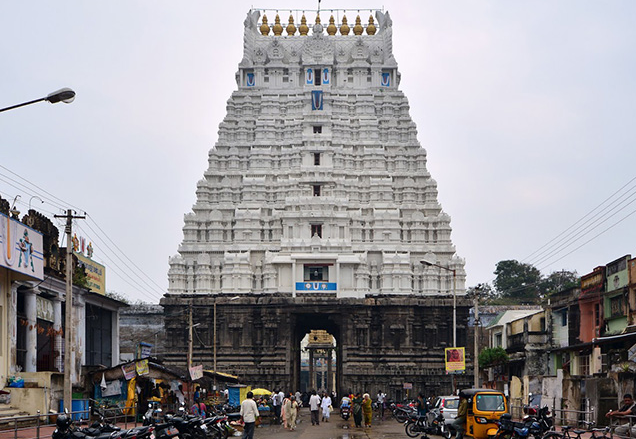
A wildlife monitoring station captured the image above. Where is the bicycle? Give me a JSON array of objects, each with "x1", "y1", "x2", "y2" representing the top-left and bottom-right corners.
[{"x1": 541, "y1": 421, "x2": 612, "y2": 439}]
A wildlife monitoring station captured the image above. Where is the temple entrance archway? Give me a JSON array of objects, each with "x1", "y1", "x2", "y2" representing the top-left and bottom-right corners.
[{"x1": 291, "y1": 312, "x2": 342, "y2": 395}]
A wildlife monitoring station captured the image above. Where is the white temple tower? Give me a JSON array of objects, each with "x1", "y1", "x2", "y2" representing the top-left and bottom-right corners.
[{"x1": 168, "y1": 10, "x2": 466, "y2": 299}]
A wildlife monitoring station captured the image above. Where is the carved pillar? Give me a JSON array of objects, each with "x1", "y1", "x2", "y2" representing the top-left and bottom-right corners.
[
  {"x1": 52, "y1": 297, "x2": 63, "y2": 372},
  {"x1": 24, "y1": 288, "x2": 37, "y2": 372}
]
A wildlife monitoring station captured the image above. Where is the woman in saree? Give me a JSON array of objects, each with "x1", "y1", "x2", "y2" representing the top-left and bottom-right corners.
[
  {"x1": 352, "y1": 392, "x2": 363, "y2": 428},
  {"x1": 362, "y1": 393, "x2": 373, "y2": 428}
]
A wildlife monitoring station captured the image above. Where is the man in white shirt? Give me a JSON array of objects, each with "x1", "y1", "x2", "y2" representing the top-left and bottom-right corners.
[
  {"x1": 240, "y1": 391, "x2": 259, "y2": 439},
  {"x1": 377, "y1": 390, "x2": 386, "y2": 419},
  {"x1": 272, "y1": 389, "x2": 283, "y2": 424},
  {"x1": 309, "y1": 390, "x2": 322, "y2": 426}
]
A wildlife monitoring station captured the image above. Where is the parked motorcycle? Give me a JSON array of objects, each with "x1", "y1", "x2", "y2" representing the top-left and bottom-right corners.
[
  {"x1": 495, "y1": 407, "x2": 553, "y2": 439},
  {"x1": 405, "y1": 411, "x2": 451, "y2": 438},
  {"x1": 53, "y1": 413, "x2": 155, "y2": 439},
  {"x1": 392, "y1": 403, "x2": 417, "y2": 423},
  {"x1": 340, "y1": 405, "x2": 351, "y2": 421}
]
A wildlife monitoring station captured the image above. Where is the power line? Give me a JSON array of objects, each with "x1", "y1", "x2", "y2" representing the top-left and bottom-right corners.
[{"x1": 523, "y1": 176, "x2": 636, "y2": 266}]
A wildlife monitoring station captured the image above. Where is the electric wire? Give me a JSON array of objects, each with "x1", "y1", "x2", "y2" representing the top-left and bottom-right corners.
[
  {"x1": 522, "y1": 176, "x2": 636, "y2": 268},
  {"x1": 74, "y1": 222, "x2": 163, "y2": 302},
  {"x1": 0, "y1": 166, "x2": 165, "y2": 303}
]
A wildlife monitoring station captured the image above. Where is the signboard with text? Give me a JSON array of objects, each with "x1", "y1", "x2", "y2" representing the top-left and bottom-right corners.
[
  {"x1": 75, "y1": 252, "x2": 106, "y2": 294},
  {"x1": 0, "y1": 213, "x2": 44, "y2": 280},
  {"x1": 445, "y1": 347, "x2": 466, "y2": 374},
  {"x1": 296, "y1": 282, "x2": 337, "y2": 291}
]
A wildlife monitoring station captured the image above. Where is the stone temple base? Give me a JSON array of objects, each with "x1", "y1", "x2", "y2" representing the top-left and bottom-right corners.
[{"x1": 161, "y1": 293, "x2": 473, "y2": 399}]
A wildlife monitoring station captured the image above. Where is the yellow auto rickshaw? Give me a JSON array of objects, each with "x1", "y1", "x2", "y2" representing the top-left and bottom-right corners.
[{"x1": 460, "y1": 389, "x2": 508, "y2": 439}]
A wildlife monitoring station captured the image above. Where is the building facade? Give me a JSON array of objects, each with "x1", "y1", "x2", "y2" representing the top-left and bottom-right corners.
[{"x1": 162, "y1": 9, "x2": 468, "y2": 397}]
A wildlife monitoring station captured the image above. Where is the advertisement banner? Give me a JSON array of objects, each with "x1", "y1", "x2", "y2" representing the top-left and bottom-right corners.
[
  {"x1": 445, "y1": 347, "x2": 466, "y2": 374},
  {"x1": 136, "y1": 359, "x2": 149, "y2": 376},
  {"x1": 122, "y1": 363, "x2": 136, "y2": 380},
  {"x1": 75, "y1": 252, "x2": 106, "y2": 294},
  {"x1": 0, "y1": 213, "x2": 44, "y2": 280},
  {"x1": 189, "y1": 365, "x2": 203, "y2": 381}
]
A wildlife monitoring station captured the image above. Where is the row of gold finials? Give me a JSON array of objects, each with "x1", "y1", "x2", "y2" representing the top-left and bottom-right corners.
[{"x1": 260, "y1": 13, "x2": 377, "y2": 36}]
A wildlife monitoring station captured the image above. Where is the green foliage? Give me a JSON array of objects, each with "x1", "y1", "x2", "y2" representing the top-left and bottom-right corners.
[
  {"x1": 479, "y1": 347, "x2": 509, "y2": 368},
  {"x1": 105, "y1": 290, "x2": 131, "y2": 304},
  {"x1": 540, "y1": 270, "x2": 580, "y2": 296},
  {"x1": 73, "y1": 265, "x2": 89, "y2": 288},
  {"x1": 493, "y1": 260, "x2": 542, "y2": 304}
]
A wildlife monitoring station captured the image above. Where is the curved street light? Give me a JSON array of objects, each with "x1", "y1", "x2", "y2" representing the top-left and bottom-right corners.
[{"x1": 0, "y1": 88, "x2": 76, "y2": 113}]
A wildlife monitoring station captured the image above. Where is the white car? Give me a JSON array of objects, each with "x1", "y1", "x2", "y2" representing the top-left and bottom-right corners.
[{"x1": 434, "y1": 395, "x2": 459, "y2": 423}]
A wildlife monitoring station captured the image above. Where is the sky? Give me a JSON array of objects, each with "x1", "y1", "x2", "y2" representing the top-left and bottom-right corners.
[{"x1": 1, "y1": 1, "x2": 635, "y2": 303}]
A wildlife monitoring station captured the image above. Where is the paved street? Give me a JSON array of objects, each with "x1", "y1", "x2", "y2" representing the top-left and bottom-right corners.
[{"x1": 252, "y1": 408, "x2": 409, "y2": 439}]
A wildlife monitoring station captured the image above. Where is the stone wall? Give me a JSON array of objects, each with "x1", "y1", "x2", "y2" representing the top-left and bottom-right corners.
[
  {"x1": 119, "y1": 304, "x2": 165, "y2": 361},
  {"x1": 161, "y1": 293, "x2": 473, "y2": 399}
]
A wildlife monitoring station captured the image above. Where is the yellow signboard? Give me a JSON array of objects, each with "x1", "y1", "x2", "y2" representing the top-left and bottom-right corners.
[
  {"x1": 75, "y1": 252, "x2": 106, "y2": 294},
  {"x1": 445, "y1": 347, "x2": 466, "y2": 374}
]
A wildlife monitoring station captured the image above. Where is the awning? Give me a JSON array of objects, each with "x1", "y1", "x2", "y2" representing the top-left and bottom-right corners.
[
  {"x1": 593, "y1": 332, "x2": 636, "y2": 345},
  {"x1": 203, "y1": 370, "x2": 240, "y2": 383}
]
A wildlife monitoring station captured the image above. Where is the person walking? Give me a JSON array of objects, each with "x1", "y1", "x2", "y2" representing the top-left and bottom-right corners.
[
  {"x1": 352, "y1": 393, "x2": 363, "y2": 428},
  {"x1": 286, "y1": 396, "x2": 299, "y2": 431},
  {"x1": 321, "y1": 392, "x2": 332, "y2": 422},
  {"x1": 362, "y1": 393, "x2": 373, "y2": 428},
  {"x1": 309, "y1": 390, "x2": 322, "y2": 426},
  {"x1": 454, "y1": 393, "x2": 468, "y2": 439},
  {"x1": 240, "y1": 391, "x2": 259, "y2": 439},
  {"x1": 272, "y1": 389, "x2": 282, "y2": 425},
  {"x1": 377, "y1": 390, "x2": 386, "y2": 420},
  {"x1": 281, "y1": 394, "x2": 289, "y2": 429}
]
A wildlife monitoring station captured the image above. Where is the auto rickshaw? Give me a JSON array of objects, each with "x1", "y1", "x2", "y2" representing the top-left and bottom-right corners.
[{"x1": 459, "y1": 389, "x2": 508, "y2": 439}]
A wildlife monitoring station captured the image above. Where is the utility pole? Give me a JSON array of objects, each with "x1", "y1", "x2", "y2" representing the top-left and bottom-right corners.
[
  {"x1": 187, "y1": 303, "x2": 193, "y2": 373},
  {"x1": 54, "y1": 209, "x2": 85, "y2": 413},
  {"x1": 474, "y1": 285, "x2": 481, "y2": 388}
]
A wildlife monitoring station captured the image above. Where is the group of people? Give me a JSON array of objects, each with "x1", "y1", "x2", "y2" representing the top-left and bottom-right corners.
[{"x1": 340, "y1": 392, "x2": 374, "y2": 428}]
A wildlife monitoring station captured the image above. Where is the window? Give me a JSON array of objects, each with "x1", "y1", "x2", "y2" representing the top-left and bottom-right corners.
[
  {"x1": 85, "y1": 304, "x2": 113, "y2": 366},
  {"x1": 610, "y1": 296, "x2": 623, "y2": 317},
  {"x1": 311, "y1": 224, "x2": 322, "y2": 238},
  {"x1": 476, "y1": 394, "x2": 505, "y2": 411},
  {"x1": 304, "y1": 265, "x2": 327, "y2": 281},
  {"x1": 314, "y1": 152, "x2": 321, "y2": 165},
  {"x1": 313, "y1": 126, "x2": 322, "y2": 134},
  {"x1": 494, "y1": 333, "x2": 502, "y2": 347},
  {"x1": 578, "y1": 354, "x2": 590, "y2": 376},
  {"x1": 315, "y1": 71, "x2": 321, "y2": 86},
  {"x1": 595, "y1": 303, "x2": 600, "y2": 327},
  {"x1": 313, "y1": 185, "x2": 321, "y2": 196},
  {"x1": 561, "y1": 310, "x2": 568, "y2": 326}
]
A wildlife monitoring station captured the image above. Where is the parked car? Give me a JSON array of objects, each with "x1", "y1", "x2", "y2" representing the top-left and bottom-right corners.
[{"x1": 434, "y1": 395, "x2": 459, "y2": 423}]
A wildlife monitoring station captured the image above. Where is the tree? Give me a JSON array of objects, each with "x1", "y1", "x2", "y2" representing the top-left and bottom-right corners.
[
  {"x1": 540, "y1": 270, "x2": 580, "y2": 296},
  {"x1": 478, "y1": 347, "x2": 509, "y2": 368},
  {"x1": 493, "y1": 260, "x2": 542, "y2": 304}
]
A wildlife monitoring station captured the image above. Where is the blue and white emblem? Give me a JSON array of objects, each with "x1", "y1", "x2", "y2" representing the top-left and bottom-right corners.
[
  {"x1": 322, "y1": 68, "x2": 329, "y2": 84},
  {"x1": 306, "y1": 68, "x2": 314, "y2": 85},
  {"x1": 311, "y1": 90, "x2": 323, "y2": 110},
  {"x1": 381, "y1": 72, "x2": 391, "y2": 87},
  {"x1": 246, "y1": 73, "x2": 255, "y2": 87}
]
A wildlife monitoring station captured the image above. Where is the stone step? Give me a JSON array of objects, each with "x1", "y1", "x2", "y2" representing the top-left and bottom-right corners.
[{"x1": 0, "y1": 407, "x2": 32, "y2": 425}]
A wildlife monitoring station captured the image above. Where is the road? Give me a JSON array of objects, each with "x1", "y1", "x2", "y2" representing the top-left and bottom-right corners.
[{"x1": 252, "y1": 408, "x2": 410, "y2": 439}]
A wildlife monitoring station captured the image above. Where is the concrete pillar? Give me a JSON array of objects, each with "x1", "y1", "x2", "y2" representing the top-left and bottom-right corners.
[
  {"x1": 52, "y1": 297, "x2": 63, "y2": 372},
  {"x1": 24, "y1": 288, "x2": 37, "y2": 372},
  {"x1": 8, "y1": 283, "x2": 19, "y2": 374},
  {"x1": 327, "y1": 349, "x2": 333, "y2": 392},
  {"x1": 309, "y1": 349, "x2": 315, "y2": 390}
]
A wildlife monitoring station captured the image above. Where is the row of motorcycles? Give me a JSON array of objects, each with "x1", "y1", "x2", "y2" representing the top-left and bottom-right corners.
[
  {"x1": 52, "y1": 402, "x2": 240, "y2": 439},
  {"x1": 388, "y1": 398, "x2": 554, "y2": 439}
]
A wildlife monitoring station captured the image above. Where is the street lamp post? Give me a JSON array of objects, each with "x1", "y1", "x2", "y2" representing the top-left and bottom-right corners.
[
  {"x1": 420, "y1": 260, "x2": 457, "y2": 347},
  {"x1": 0, "y1": 88, "x2": 76, "y2": 113}
]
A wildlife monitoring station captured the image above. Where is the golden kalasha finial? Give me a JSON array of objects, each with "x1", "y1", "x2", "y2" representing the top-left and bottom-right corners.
[
  {"x1": 286, "y1": 14, "x2": 297, "y2": 35},
  {"x1": 273, "y1": 14, "x2": 283, "y2": 36},
  {"x1": 340, "y1": 15, "x2": 350, "y2": 35},
  {"x1": 366, "y1": 15, "x2": 376, "y2": 35},
  {"x1": 327, "y1": 15, "x2": 337, "y2": 35},
  {"x1": 299, "y1": 14, "x2": 309, "y2": 36},
  {"x1": 260, "y1": 14, "x2": 270, "y2": 36},
  {"x1": 353, "y1": 15, "x2": 364, "y2": 35}
]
